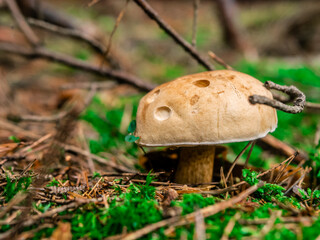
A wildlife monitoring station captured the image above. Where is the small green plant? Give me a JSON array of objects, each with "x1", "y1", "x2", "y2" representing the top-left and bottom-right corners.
[
  {"x1": 8, "y1": 135, "x2": 20, "y2": 143},
  {"x1": 33, "y1": 202, "x2": 52, "y2": 213},
  {"x1": 127, "y1": 172, "x2": 156, "y2": 200},
  {"x1": 256, "y1": 183, "x2": 285, "y2": 202},
  {"x1": 3, "y1": 176, "x2": 32, "y2": 202},
  {"x1": 81, "y1": 96, "x2": 140, "y2": 157},
  {"x1": 298, "y1": 188, "x2": 320, "y2": 206},
  {"x1": 46, "y1": 178, "x2": 60, "y2": 187},
  {"x1": 69, "y1": 172, "x2": 163, "y2": 239},
  {"x1": 242, "y1": 169, "x2": 259, "y2": 186},
  {"x1": 92, "y1": 171, "x2": 102, "y2": 179},
  {"x1": 125, "y1": 120, "x2": 139, "y2": 143}
]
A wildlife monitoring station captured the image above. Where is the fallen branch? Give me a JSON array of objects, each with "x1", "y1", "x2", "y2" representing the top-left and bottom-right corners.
[
  {"x1": 249, "y1": 81, "x2": 306, "y2": 114},
  {"x1": 0, "y1": 42, "x2": 155, "y2": 91},
  {"x1": 62, "y1": 143, "x2": 136, "y2": 173},
  {"x1": 259, "y1": 134, "x2": 307, "y2": 162},
  {"x1": 238, "y1": 216, "x2": 315, "y2": 225},
  {"x1": 122, "y1": 182, "x2": 263, "y2": 240},
  {"x1": 28, "y1": 18, "x2": 106, "y2": 54},
  {"x1": 4, "y1": 0, "x2": 40, "y2": 46},
  {"x1": 191, "y1": 0, "x2": 200, "y2": 47},
  {"x1": 19, "y1": 201, "x2": 83, "y2": 228}
]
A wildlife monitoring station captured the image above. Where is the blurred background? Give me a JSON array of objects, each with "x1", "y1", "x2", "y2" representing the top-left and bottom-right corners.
[{"x1": 0, "y1": 0, "x2": 320, "y2": 171}]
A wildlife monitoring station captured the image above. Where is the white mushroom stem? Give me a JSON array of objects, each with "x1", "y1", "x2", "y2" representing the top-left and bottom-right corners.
[{"x1": 174, "y1": 146, "x2": 215, "y2": 184}]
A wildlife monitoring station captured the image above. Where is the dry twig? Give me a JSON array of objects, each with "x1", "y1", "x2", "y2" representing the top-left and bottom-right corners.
[
  {"x1": 4, "y1": 0, "x2": 40, "y2": 46},
  {"x1": 208, "y1": 51, "x2": 233, "y2": 70},
  {"x1": 250, "y1": 81, "x2": 306, "y2": 114},
  {"x1": 191, "y1": 0, "x2": 200, "y2": 47},
  {"x1": 0, "y1": 42, "x2": 155, "y2": 91},
  {"x1": 62, "y1": 143, "x2": 135, "y2": 173},
  {"x1": 225, "y1": 141, "x2": 253, "y2": 181},
  {"x1": 101, "y1": 0, "x2": 130, "y2": 68},
  {"x1": 28, "y1": 18, "x2": 121, "y2": 69}
]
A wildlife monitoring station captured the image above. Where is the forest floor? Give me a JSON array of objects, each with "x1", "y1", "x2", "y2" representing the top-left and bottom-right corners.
[{"x1": 0, "y1": 0, "x2": 320, "y2": 239}]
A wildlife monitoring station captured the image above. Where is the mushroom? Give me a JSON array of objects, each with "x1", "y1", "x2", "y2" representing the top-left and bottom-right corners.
[{"x1": 135, "y1": 70, "x2": 277, "y2": 184}]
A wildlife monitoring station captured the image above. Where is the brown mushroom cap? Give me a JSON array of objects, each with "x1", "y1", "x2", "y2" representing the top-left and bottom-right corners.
[{"x1": 135, "y1": 70, "x2": 277, "y2": 147}]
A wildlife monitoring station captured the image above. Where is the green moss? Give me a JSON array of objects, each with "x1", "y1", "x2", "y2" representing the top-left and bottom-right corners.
[
  {"x1": 265, "y1": 227, "x2": 297, "y2": 240},
  {"x1": 3, "y1": 175, "x2": 32, "y2": 203},
  {"x1": 175, "y1": 193, "x2": 215, "y2": 215}
]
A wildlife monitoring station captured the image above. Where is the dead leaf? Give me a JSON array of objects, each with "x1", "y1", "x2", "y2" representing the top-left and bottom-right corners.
[
  {"x1": 161, "y1": 188, "x2": 179, "y2": 206},
  {"x1": 0, "y1": 142, "x2": 20, "y2": 157},
  {"x1": 50, "y1": 222, "x2": 72, "y2": 240}
]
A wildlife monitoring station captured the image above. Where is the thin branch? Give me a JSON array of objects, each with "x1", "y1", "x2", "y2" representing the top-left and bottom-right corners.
[
  {"x1": 194, "y1": 209, "x2": 205, "y2": 240},
  {"x1": 28, "y1": 18, "x2": 122, "y2": 69},
  {"x1": 18, "y1": 201, "x2": 84, "y2": 228},
  {"x1": 249, "y1": 81, "x2": 306, "y2": 114},
  {"x1": 0, "y1": 119, "x2": 41, "y2": 139},
  {"x1": 88, "y1": 0, "x2": 101, "y2": 7},
  {"x1": 4, "y1": 0, "x2": 40, "y2": 46},
  {"x1": 258, "y1": 134, "x2": 307, "y2": 162},
  {"x1": 7, "y1": 111, "x2": 67, "y2": 123},
  {"x1": 62, "y1": 143, "x2": 136, "y2": 173},
  {"x1": 133, "y1": 0, "x2": 214, "y2": 70},
  {"x1": 244, "y1": 140, "x2": 255, "y2": 168},
  {"x1": 60, "y1": 81, "x2": 117, "y2": 90},
  {"x1": 225, "y1": 141, "x2": 253, "y2": 181},
  {"x1": 191, "y1": 0, "x2": 200, "y2": 47},
  {"x1": 0, "y1": 42, "x2": 155, "y2": 91},
  {"x1": 27, "y1": 18, "x2": 103, "y2": 53},
  {"x1": 0, "y1": 192, "x2": 26, "y2": 219},
  {"x1": 305, "y1": 102, "x2": 320, "y2": 111},
  {"x1": 228, "y1": 153, "x2": 298, "y2": 190},
  {"x1": 221, "y1": 212, "x2": 241, "y2": 240},
  {"x1": 7, "y1": 84, "x2": 96, "y2": 123},
  {"x1": 101, "y1": 0, "x2": 130, "y2": 68},
  {"x1": 239, "y1": 216, "x2": 315, "y2": 225},
  {"x1": 208, "y1": 51, "x2": 233, "y2": 70}
]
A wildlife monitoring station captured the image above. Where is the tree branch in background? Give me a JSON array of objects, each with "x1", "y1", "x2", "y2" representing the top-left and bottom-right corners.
[
  {"x1": 191, "y1": 0, "x2": 200, "y2": 47},
  {"x1": 17, "y1": 0, "x2": 123, "y2": 69},
  {"x1": 4, "y1": 0, "x2": 40, "y2": 46},
  {"x1": 101, "y1": 0, "x2": 130, "y2": 68},
  {"x1": 208, "y1": 51, "x2": 233, "y2": 70},
  {"x1": 133, "y1": 0, "x2": 214, "y2": 70},
  {"x1": 215, "y1": 0, "x2": 257, "y2": 59},
  {"x1": 249, "y1": 81, "x2": 306, "y2": 114},
  {"x1": 258, "y1": 135, "x2": 307, "y2": 163},
  {"x1": 0, "y1": 42, "x2": 155, "y2": 91},
  {"x1": 28, "y1": 18, "x2": 121, "y2": 69},
  {"x1": 16, "y1": 0, "x2": 77, "y2": 29}
]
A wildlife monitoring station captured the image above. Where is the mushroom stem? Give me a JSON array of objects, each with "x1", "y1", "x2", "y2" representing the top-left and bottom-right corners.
[{"x1": 174, "y1": 146, "x2": 215, "y2": 184}]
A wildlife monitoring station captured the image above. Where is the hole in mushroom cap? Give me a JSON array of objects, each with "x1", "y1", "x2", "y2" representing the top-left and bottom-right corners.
[
  {"x1": 193, "y1": 79, "x2": 210, "y2": 87},
  {"x1": 154, "y1": 106, "x2": 172, "y2": 121},
  {"x1": 146, "y1": 89, "x2": 160, "y2": 103}
]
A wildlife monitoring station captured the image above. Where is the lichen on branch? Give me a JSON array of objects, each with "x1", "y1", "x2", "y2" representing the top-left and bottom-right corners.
[{"x1": 249, "y1": 81, "x2": 306, "y2": 114}]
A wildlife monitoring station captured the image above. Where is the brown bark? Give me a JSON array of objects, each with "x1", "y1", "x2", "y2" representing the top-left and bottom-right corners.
[{"x1": 174, "y1": 146, "x2": 215, "y2": 184}]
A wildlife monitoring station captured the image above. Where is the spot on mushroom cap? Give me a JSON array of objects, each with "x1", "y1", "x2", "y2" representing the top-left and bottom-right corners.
[{"x1": 135, "y1": 70, "x2": 278, "y2": 147}]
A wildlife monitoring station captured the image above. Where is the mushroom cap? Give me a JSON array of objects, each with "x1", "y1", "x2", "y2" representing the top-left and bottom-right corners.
[{"x1": 135, "y1": 70, "x2": 277, "y2": 147}]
